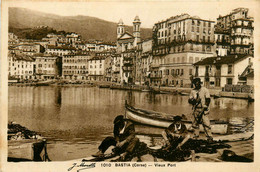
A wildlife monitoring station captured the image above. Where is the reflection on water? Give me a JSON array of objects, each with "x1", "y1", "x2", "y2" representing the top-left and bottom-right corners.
[{"x1": 8, "y1": 86, "x2": 254, "y2": 160}]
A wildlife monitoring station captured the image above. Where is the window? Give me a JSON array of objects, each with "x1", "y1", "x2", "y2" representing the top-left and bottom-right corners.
[
  {"x1": 190, "y1": 44, "x2": 193, "y2": 50},
  {"x1": 196, "y1": 35, "x2": 199, "y2": 41},
  {"x1": 227, "y1": 78, "x2": 233, "y2": 85},
  {"x1": 208, "y1": 36, "x2": 211, "y2": 42},
  {"x1": 171, "y1": 69, "x2": 175, "y2": 76},
  {"x1": 197, "y1": 20, "x2": 200, "y2": 26},
  {"x1": 208, "y1": 22, "x2": 211, "y2": 27},
  {"x1": 165, "y1": 69, "x2": 169, "y2": 75},
  {"x1": 189, "y1": 69, "x2": 193, "y2": 75},
  {"x1": 180, "y1": 69, "x2": 184, "y2": 75},
  {"x1": 203, "y1": 22, "x2": 206, "y2": 27},
  {"x1": 192, "y1": 27, "x2": 194, "y2": 32},
  {"x1": 228, "y1": 65, "x2": 233, "y2": 74},
  {"x1": 189, "y1": 56, "x2": 193, "y2": 63},
  {"x1": 176, "y1": 69, "x2": 180, "y2": 75},
  {"x1": 192, "y1": 20, "x2": 195, "y2": 25}
]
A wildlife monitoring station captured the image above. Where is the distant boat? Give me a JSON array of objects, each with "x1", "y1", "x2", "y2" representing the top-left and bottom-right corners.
[
  {"x1": 179, "y1": 92, "x2": 190, "y2": 96},
  {"x1": 98, "y1": 84, "x2": 110, "y2": 88},
  {"x1": 125, "y1": 102, "x2": 228, "y2": 134},
  {"x1": 34, "y1": 80, "x2": 53, "y2": 86}
]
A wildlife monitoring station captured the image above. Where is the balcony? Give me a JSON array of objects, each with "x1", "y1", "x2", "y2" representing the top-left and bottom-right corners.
[
  {"x1": 150, "y1": 74, "x2": 162, "y2": 78},
  {"x1": 122, "y1": 66, "x2": 133, "y2": 71}
]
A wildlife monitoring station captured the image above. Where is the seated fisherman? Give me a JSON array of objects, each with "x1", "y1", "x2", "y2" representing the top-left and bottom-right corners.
[
  {"x1": 92, "y1": 115, "x2": 139, "y2": 160},
  {"x1": 162, "y1": 115, "x2": 190, "y2": 150}
]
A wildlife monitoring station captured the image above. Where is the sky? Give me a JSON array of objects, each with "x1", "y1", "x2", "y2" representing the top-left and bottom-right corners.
[{"x1": 6, "y1": 0, "x2": 257, "y2": 28}]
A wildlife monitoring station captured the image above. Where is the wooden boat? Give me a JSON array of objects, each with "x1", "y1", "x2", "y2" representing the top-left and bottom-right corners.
[
  {"x1": 8, "y1": 139, "x2": 48, "y2": 161},
  {"x1": 125, "y1": 103, "x2": 228, "y2": 134}
]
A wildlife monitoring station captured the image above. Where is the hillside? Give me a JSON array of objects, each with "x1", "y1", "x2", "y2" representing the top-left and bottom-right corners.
[{"x1": 9, "y1": 7, "x2": 152, "y2": 42}]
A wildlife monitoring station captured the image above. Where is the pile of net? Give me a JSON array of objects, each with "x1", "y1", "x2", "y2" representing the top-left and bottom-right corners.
[{"x1": 8, "y1": 122, "x2": 41, "y2": 140}]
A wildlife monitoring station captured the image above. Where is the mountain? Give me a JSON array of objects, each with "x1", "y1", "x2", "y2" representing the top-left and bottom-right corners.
[{"x1": 9, "y1": 7, "x2": 152, "y2": 42}]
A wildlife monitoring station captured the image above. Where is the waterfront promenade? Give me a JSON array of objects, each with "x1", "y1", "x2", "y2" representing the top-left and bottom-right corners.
[{"x1": 9, "y1": 79, "x2": 254, "y2": 100}]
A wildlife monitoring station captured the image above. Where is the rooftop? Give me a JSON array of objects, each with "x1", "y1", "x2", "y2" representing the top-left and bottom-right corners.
[
  {"x1": 194, "y1": 54, "x2": 252, "y2": 65},
  {"x1": 47, "y1": 45, "x2": 76, "y2": 50}
]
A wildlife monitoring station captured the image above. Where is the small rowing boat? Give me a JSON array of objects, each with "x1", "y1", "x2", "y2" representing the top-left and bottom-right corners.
[{"x1": 125, "y1": 102, "x2": 228, "y2": 134}]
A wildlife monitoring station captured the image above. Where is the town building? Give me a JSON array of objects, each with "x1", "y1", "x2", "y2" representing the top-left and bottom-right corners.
[
  {"x1": 85, "y1": 41, "x2": 97, "y2": 51},
  {"x1": 62, "y1": 53, "x2": 91, "y2": 80},
  {"x1": 96, "y1": 42, "x2": 117, "y2": 52},
  {"x1": 45, "y1": 45, "x2": 77, "y2": 56},
  {"x1": 215, "y1": 8, "x2": 254, "y2": 56},
  {"x1": 8, "y1": 52, "x2": 35, "y2": 80},
  {"x1": 120, "y1": 49, "x2": 136, "y2": 84},
  {"x1": 151, "y1": 13, "x2": 216, "y2": 87},
  {"x1": 66, "y1": 33, "x2": 82, "y2": 45},
  {"x1": 135, "y1": 39, "x2": 153, "y2": 85},
  {"x1": 194, "y1": 54, "x2": 253, "y2": 88},
  {"x1": 111, "y1": 53, "x2": 121, "y2": 83},
  {"x1": 16, "y1": 43, "x2": 45, "y2": 55},
  {"x1": 8, "y1": 33, "x2": 19, "y2": 45},
  {"x1": 34, "y1": 54, "x2": 62, "y2": 79},
  {"x1": 88, "y1": 55, "x2": 106, "y2": 81}
]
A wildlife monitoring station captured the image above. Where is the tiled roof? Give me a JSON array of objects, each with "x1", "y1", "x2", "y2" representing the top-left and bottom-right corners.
[
  {"x1": 194, "y1": 54, "x2": 251, "y2": 65},
  {"x1": 88, "y1": 56, "x2": 106, "y2": 61},
  {"x1": 9, "y1": 53, "x2": 35, "y2": 62}
]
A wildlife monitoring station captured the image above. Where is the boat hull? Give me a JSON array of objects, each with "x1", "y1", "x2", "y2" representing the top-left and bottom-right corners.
[
  {"x1": 8, "y1": 139, "x2": 46, "y2": 161},
  {"x1": 125, "y1": 104, "x2": 228, "y2": 134}
]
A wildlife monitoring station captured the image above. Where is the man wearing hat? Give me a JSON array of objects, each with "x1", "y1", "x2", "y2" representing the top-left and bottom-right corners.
[
  {"x1": 162, "y1": 115, "x2": 191, "y2": 150},
  {"x1": 188, "y1": 78, "x2": 213, "y2": 141},
  {"x1": 92, "y1": 115, "x2": 139, "y2": 160}
]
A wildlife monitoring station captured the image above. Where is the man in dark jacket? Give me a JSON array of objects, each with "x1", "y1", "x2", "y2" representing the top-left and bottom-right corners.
[{"x1": 92, "y1": 115, "x2": 139, "y2": 160}]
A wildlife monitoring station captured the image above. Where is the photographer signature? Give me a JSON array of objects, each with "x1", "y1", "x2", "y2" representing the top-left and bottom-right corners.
[{"x1": 68, "y1": 162, "x2": 96, "y2": 172}]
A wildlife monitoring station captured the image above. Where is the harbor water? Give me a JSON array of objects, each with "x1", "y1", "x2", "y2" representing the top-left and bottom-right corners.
[{"x1": 8, "y1": 86, "x2": 254, "y2": 161}]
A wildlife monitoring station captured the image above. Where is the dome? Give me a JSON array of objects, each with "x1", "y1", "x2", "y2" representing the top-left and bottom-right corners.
[
  {"x1": 134, "y1": 15, "x2": 140, "y2": 22},
  {"x1": 118, "y1": 19, "x2": 124, "y2": 25}
]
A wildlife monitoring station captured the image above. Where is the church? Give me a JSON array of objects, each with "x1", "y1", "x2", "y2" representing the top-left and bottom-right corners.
[
  {"x1": 116, "y1": 16, "x2": 141, "y2": 53},
  {"x1": 116, "y1": 16, "x2": 142, "y2": 84}
]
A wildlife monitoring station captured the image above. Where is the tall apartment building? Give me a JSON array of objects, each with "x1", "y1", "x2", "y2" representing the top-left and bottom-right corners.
[
  {"x1": 34, "y1": 54, "x2": 62, "y2": 79},
  {"x1": 151, "y1": 14, "x2": 215, "y2": 87},
  {"x1": 88, "y1": 55, "x2": 106, "y2": 81},
  {"x1": 135, "y1": 39, "x2": 153, "y2": 85},
  {"x1": 215, "y1": 8, "x2": 254, "y2": 56},
  {"x1": 62, "y1": 53, "x2": 91, "y2": 80},
  {"x1": 8, "y1": 52, "x2": 35, "y2": 80}
]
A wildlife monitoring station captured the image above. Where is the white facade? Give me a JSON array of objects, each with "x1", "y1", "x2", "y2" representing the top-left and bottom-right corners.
[
  {"x1": 8, "y1": 53, "x2": 35, "y2": 80},
  {"x1": 88, "y1": 57, "x2": 105, "y2": 80},
  {"x1": 195, "y1": 55, "x2": 253, "y2": 87}
]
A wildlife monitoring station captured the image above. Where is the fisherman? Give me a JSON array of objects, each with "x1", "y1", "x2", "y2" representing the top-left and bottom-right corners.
[
  {"x1": 162, "y1": 115, "x2": 191, "y2": 150},
  {"x1": 188, "y1": 78, "x2": 213, "y2": 141},
  {"x1": 92, "y1": 115, "x2": 139, "y2": 160}
]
